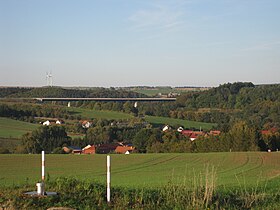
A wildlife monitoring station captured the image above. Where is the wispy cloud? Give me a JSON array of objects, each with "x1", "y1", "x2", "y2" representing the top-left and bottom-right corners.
[{"x1": 128, "y1": 1, "x2": 188, "y2": 32}]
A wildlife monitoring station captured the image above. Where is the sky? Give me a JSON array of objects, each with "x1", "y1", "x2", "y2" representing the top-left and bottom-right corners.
[{"x1": 0, "y1": 0, "x2": 280, "y2": 87}]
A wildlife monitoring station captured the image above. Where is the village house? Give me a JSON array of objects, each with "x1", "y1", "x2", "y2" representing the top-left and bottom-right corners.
[
  {"x1": 81, "y1": 120, "x2": 92, "y2": 129},
  {"x1": 209, "y1": 130, "x2": 221, "y2": 136},
  {"x1": 180, "y1": 130, "x2": 201, "y2": 141},
  {"x1": 97, "y1": 143, "x2": 120, "y2": 154},
  {"x1": 42, "y1": 119, "x2": 64, "y2": 126},
  {"x1": 55, "y1": 119, "x2": 64, "y2": 125},
  {"x1": 94, "y1": 143, "x2": 135, "y2": 154},
  {"x1": 115, "y1": 145, "x2": 135, "y2": 154},
  {"x1": 177, "y1": 127, "x2": 184, "y2": 132},
  {"x1": 42, "y1": 120, "x2": 55, "y2": 126},
  {"x1": 169, "y1": 127, "x2": 220, "y2": 141},
  {"x1": 179, "y1": 129, "x2": 221, "y2": 141},
  {"x1": 162, "y1": 125, "x2": 171, "y2": 132},
  {"x1": 261, "y1": 127, "x2": 278, "y2": 135},
  {"x1": 63, "y1": 146, "x2": 82, "y2": 154},
  {"x1": 82, "y1": 145, "x2": 96, "y2": 154}
]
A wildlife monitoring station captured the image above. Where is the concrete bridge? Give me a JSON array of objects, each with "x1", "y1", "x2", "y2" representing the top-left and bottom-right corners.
[{"x1": 35, "y1": 97, "x2": 177, "y2": 102}]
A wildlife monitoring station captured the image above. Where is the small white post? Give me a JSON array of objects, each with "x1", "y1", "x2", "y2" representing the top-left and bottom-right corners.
[
  {"x1": 36, "y1": 182, "x2": 43, "y2": 195},
  {"x1": 41, "y1": 151, "x2": 45, "y2": 195},
  {"x1": 107, "y1": 155, "x2": 111, "y2": 203},
  {"x1": 42, "y1": 151, "x2": 45, "y2": 182}
]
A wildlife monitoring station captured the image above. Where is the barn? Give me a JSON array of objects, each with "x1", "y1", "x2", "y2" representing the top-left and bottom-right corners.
[
  {"x1": 115, "y1": 145, "x2": 135, "y2": 154},
  {"x1": 82, "y1": 145, "x2": 96, "y2": 154}
]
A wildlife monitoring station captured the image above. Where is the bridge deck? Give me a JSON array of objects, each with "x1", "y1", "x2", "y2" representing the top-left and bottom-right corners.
[{"x1": 35, "y1": 97, "x2": 177, "y2": 102}]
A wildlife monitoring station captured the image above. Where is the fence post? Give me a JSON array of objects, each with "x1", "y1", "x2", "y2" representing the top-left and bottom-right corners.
[
  {"x1": 107, "y1": 155, "x2": 111, "y2": 203},
  {"x1": 42, "y1": 151, "x2": 45, "y2": 182},
  {"x1": 40, "y1": 151, "x2": 45, "y2": 195}
]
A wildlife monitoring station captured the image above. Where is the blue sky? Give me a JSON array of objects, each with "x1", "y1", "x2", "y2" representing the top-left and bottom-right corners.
[{"x1": 1, "y1": 0, "x2": 280, "y2": 87}]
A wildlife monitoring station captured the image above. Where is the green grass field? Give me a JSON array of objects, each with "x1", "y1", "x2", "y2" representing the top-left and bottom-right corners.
[
  {"x1": 145, "y1": 115, "x2": 216, "y2": 130},
  {"x1": 0, "y1": 117, "x2": 39, "y2": 138},
  {"x1": 0, "y1": 107, "x2": 215, "y2": 142},
  {"x1": 68, "y1": 107, "x2": 215, "y2": 129},
  {"x1": 68, "y1": 107, "x2": 133, "y2": 120},
  {"x1": 1, "y1": 152, "x2": 280, "y2": 190}
]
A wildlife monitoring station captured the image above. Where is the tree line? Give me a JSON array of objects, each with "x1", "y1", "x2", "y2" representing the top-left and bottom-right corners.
[
  {"x1": 59, "y1": 82, "x2": 280, "y2": 131},
  {"x1": 16, "y1": 119, "x2": 279, "y2": 154},
  {"x1": 0, "y1": 103, "x2": 78, "y2": 122},
  {"x1": 0, "y1": 87, "x2": 146, "y2": 98},
  {"x1": 2, "y1": 83, "x2": 279, "y2": 131},
  {"x1": 1, "y1": 82, "x2": 279, "y2": 154}
]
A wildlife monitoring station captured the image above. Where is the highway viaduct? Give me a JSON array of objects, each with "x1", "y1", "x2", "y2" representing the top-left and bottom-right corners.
[{"x1": 34, "y1": 97, "x2": 177, "y2": 102}]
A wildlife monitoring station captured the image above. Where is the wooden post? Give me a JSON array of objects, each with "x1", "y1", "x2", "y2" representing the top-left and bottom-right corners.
[{"x1": 107, "y1": 155, "x2": 110, "y2": 202}]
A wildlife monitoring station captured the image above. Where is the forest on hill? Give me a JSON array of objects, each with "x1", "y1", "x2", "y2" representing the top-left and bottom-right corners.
[
  {"x1": 176, "y1": 82, "x2": 279, "y2": 109},
  {"x1": 173, "y1": 83, "x2": 280, "y2": 130},
  {"x1": 0, "y1": 87, "x2": 146, "y2": 98},
  {"x1": 48, "y1": 82, "x2": 278, "y2": 131},
  {"x1": 0, "y1": 82, "x2": 279, "y2": 154}
]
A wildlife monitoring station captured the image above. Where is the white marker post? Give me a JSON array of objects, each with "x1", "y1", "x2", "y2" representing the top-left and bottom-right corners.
[
  {"x1": 37, "y1": 151, "x2": 45, "y2": 195},
  {"x1": 107, "y1": 155, "x2": 111, "y2": 203},
  {"x1": 42, "y1": 151, "x2": 45, "y2": 181},
  {"x1": 41, "y1": 151, "x2": 45, "y2": 195}
]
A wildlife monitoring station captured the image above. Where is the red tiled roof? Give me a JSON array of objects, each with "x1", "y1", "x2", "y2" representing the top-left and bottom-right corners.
[
  {"x1": 115, "y1": 146, "x2": 135, "y2": 154},
  {"x1": 181, "y1": 130, "x2": 205, "y2": 140},
  {"x1": 210, "y1": 130, "x2": 221, "y2": 135},
  {"x1": 82, "y1": 145, "x2": 96, "y2": 154},
  {"x1": 97, "y1": 143, "x2": 120, "y2": 154},
  {"x1": 261, "y1": 130, "x2": 270, "y2": 135},
  {"x1": 261, "y1": 128, "x2": 278, "y2": 135}
]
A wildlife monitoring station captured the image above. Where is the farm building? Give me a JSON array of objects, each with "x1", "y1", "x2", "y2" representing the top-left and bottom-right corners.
[
  {"x1": 97, "y1": 143, "x2": 120, "y2": 154},
  {"x1": 42, "y1": 119, "x2": 64, "y2": 126},
  {"x1": 177, "y1": 127, "x2": 184, "y2": 132},
  {"x1": 209, "y1": 130, "x2": 221, "y2": 136},
  {"x1": 81, "y1": 120, "x2": 92, "y2": 128},
  {"x1": 115, "y1": 145, "x2": 135, "y2": 154},
  {"x1": 55, "y1": 119, "x2": 65, "y2": 124},
  {"x1": 63, "y1": 146, "x2": 82, "y2": 154},
  {"x1": 181, "y1": 130, "x2": 204, "y2": 141},
  {"x1": 179, "y1": 129, "x2": 221, "y2": 141},
  {"x1": 162, "y1": 125, "x2": 171, "y2": 132},
  {"x1": 95, "y1": 143, "x2": 135, "y2": 154},
  {"x1": 43, "y1": 120, "x2": 54, "y2": 126},
  {"x1": 82, "y1": 145, "x2": 96, "y2": 154},
  {"x1": 261, "y1": 128, "x2": 278, "y2": 135}
]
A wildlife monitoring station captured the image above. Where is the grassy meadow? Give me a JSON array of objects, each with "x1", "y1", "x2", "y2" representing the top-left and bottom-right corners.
[
  {"x1": 145, "y1": 115, "x2": 216, "y2": 130},
  {"x1": 0, "y1": 111, "x2": 215, "y2": 140},
  {"x1": 1, "y1": 152, "x2": 280, "y2": 209},
  {"x1": 68, "y1": 107, "x2": 133, "y2": 120},
  {"x1": 0, "y1": 117, "x2": 39, "y2": 138},
  {"x1": 68, "y1": 107, "x2": 215, "y2": 129},
  {"x1": 1, "y1": 152, "x2": 280, "y2": 190}
]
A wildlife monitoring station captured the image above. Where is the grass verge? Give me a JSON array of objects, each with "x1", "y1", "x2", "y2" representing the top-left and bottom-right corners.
[{"x1": 0, "y1": 169, "x2": 279, "y2": 209}]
